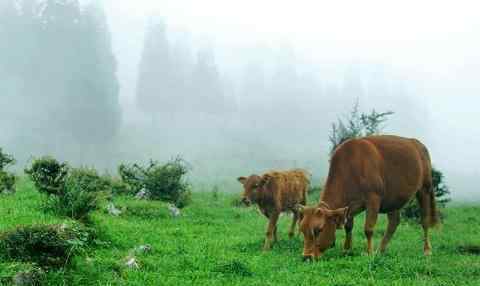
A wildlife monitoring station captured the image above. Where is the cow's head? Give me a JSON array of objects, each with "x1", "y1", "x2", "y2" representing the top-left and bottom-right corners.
[
  {"x1": 237, "y1": 174, "x2": 271, "y2": 206},
  {"x1": 297, "y1": 205, "x2": 348, "y2": 261}
]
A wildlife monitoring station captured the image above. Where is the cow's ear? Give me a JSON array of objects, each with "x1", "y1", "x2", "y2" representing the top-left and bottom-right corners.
[
  {"x1": 325, "y1": 207, "x2": 349, "y2": 229},
  {"x1": 237, "y1": 177, "x2": 247, "y2": 185},
  {"x1": 259, "y1": 174, "x2": 272, "y2": 188}
]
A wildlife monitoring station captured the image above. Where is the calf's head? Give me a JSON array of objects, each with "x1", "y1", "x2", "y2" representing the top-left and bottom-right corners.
[
  {"x1": 237, "y1": 174, "x2": 270, "y2": 206},
  {"x1": 297, "y1": 205, "x2": 348, "y2": 260}
]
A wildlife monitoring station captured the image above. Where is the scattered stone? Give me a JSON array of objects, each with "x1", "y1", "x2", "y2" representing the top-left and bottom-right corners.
[
  {"x1": 134, "y1": 244, "x2": 153, "y2": 254},
  {"x1": 12, "y1": 267, "x2": 45, "y2": 286},
  {"x1": 1, "y1": 188, "x2": 15, "y2": 195},
  {"x1": 107, "y1": 203, "x2": 122, "y2": 216},
  {"x1": 125, "y1": 256, "x2": 139, "y2": 269},
  {"x1": 168, "y1": 203, "x2": 181, "y2": 217},
  {"x1": 135, "y1": 188, "x2": 150, "y2": 200}
]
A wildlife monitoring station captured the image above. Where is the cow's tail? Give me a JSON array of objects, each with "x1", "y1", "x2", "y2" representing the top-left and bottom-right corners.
[{"x1": 427, "y1": 186, "x2": 439, "y2": 228}]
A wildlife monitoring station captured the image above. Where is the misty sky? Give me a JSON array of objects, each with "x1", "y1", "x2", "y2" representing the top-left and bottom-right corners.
[
  {"x1": 99, "y1": 0, "x2": 480, "y2": 199},
  {"x1": 2, "y1": 1, "x2": 479, "y2": 199}
]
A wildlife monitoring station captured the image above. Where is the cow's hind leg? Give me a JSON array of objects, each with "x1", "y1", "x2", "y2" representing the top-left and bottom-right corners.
[
  {"x1": 344, "y1": 217, "x2": 354, "y2": 251},
  {"x1": 264, "y1": 212, "x2": 279, "y2": 250},
  {"x1": 288, "y1": 211, "x2": 300, "y2": 238},
  {"x1": 379, "y1": 210, "x2": 400, "y2": 253},
  {"x1": 364, "y1": 194, "x2": 381, "y2": 255},
  {"x1": 416, "y1": 190, "x2": 435, "y2": 256}
]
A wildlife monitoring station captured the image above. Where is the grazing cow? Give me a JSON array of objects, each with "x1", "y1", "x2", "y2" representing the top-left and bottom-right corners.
[
  {"x1": 237, "y1": 169, "x2": 310, "y2": 250},
  {"x1": 298, "y1": 135, "x2": 438, "y2": 260}
]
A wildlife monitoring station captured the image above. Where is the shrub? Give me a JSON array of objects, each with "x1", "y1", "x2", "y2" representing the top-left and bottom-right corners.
[
  {"x1": 329, "y1": 100, "x2": 393, "y2": 155},
  {"x1": 401, "y1": 167, "x2": 451, "y2": 221},
  {"x1": 25, "y1": 156, "x2": 69, "y2": 196},
  {"x1": 119, "y1": 157, "x2": 192, "y2": 208},
  {"x1": 27, "y1": 159, "x2": 108, "y2": 220},
  {"x1": 47, "y1": 167, "x2": 107, "y2": 220},
  {"x1": 0, "y1": 223, "x2": 95, "y2": 269},
  {"x1": 0, "y1": 171, "x2": 15, "y2": 193},
  {"x1": 0, "y1": 148, "x2": 15, "y2": 170},
  {"x1": 0, "y1": 148, "x2": 16, "y2": 193},
  {"x1": 118, "y1": 163, "x2": 145, "y2": 195}
]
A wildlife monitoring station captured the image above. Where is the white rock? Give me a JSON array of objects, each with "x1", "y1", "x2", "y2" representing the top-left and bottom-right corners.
[
  {"x1": 135, "y1": 188, "x2": 150, "y2": 200},
  {"x1": 125, "y1": 256, "x2": 139, "y2": 269},
  {"x1": 107, "y1": 203, "x2": 122, "y2": 216},
  {"x1": 168, "y1": 203, "x2": 181, "y2": 217},
  {"x1": 135, "y1": 244, "x2": 152, "y2": 254}
]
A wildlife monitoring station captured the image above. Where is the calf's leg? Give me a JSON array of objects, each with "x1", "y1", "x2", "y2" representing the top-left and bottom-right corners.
[
  {"x1": 379, "y1": 210, "x2": 400, "y2": 253},
  {"x1": 288, "y1": 211, "x2": 300, "y2": 238},
  {"x1": 264, "y1": 212, "x2": 279, "y2": 250}
]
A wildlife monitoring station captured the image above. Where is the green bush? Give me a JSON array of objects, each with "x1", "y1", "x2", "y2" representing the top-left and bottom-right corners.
[
  {"x1": 401, "y1": 167, "x2": 451, "y2": 221},
  {"x1": 47, "y1": 167, "x2": 107, "y2": 220},
  {"x1": 118, "y1": 164, "x2": 144, "y2": 195},
  {"x1": 119, "y1": 157, "x2": 191, "y2": 208},
  {"x1": 0, "y1": 171, "x2": 15, "y2": 193},
  {"x1": 0, "y1": 148, "x2": 15, "y2": 170},
  {"x1": 27, "y1": 158, "x2": 108, "y2": 220},
  {"x1": 0, "y1": 223, "x2": 95, "y2": 269},
  {"x1": 25, "y1": 156, "x2": 69, "y2": 196},
  {"x1": 0, "y1": 148, "x2": 16, "y2": 193}
]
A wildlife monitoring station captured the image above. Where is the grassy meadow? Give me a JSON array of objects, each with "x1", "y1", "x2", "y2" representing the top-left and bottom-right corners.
[{"x1": 1, "y1": 178, "x2": 480, "y2": 285}]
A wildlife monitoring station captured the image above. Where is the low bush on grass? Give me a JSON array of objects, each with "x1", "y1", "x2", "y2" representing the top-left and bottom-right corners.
[
  {"x1": 118, "y1": 157, "x2": 192, "y2": 208},
  {"x1": 0, "y1": 222, "x2": 96, "y2": 269},
  {"x1": 46, "y1": 167, "x2": 108, "y2": 221},
  {"x1": 26, "y1": 157, "x2": 110, "y2": 220},
  {"x1": 25, "y1": 156, "x2": 69, "y2": 196}
]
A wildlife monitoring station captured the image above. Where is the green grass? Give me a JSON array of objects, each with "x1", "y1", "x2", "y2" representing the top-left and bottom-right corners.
[{"x1": 1, "y1": 179, "x2": 480, "y2": 285}]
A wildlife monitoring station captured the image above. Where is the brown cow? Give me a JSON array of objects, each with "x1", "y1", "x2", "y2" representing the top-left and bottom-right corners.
[
  {"x1": 298, "y1": 135, "x2": 438, "y2": 260},
  {"x1": 237, "y1": 169, "x2": 310, "y2": 250}
]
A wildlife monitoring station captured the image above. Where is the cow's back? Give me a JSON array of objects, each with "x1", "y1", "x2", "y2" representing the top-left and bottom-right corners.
[
  {"x1": 265, "y1": 169, "x2": 309, "y2": 211},
  {"x1": 364, "y1": 135, "x2": 431, "y2": 212},
  {"x1": 329, "y1": 135, "x2": 431, "y2": 213}
]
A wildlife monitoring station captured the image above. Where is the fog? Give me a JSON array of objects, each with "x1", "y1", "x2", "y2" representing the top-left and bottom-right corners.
[{"x1": 1, "y1": 1, "x2": 479, "y2": 199}]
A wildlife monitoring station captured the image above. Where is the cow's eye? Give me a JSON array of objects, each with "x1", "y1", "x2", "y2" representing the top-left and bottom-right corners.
[{"x1": 313, "y1": 227, "x2": 323, "y2": 237}]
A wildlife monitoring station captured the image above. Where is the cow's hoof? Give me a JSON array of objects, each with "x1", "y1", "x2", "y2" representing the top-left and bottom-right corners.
[{"x1": 424, "y1": 249, "x2": 432, "y2": 256}]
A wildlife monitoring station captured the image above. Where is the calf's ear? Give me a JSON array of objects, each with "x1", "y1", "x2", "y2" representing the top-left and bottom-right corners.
[
  {"x1": 237, "y1": 177, "x2": 247, "y2": 185},
  {"x1": 325, "y1": 207, "x2": 349, "y2": 229},
  {"x1": 259, "y1": 174, "x2": 272, "y2": 188}
]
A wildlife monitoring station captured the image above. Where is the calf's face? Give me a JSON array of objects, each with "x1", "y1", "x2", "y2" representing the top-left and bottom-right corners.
[
  {"x1": 237, "y1": 175, "x2": 263, "y2": 206},
  {"x1": 298, "y1": 206, "x2": 348, "y2": 260}
]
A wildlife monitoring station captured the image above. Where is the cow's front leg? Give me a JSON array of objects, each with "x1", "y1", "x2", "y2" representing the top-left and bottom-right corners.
[
  {"x1": 344, "y1": 217, "x2": 354, "y2": 251},
  {"x1": 264, "y1": 212, "x2": 279, "y2": 250}
]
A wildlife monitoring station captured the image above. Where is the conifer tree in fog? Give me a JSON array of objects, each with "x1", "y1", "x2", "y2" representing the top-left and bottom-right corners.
[
  {"x1": 136, "y1": 19, "x2": 228, "y2": 117},
  {"x1": 0, "y1": 0, "x2": 120, "y2": 156}
]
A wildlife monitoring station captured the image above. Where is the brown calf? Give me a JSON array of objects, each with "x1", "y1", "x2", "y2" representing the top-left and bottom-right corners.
[
  {"x1": 237, "y1": 169, "x2": 310, "y2": 250},
  {"x1": 298, "y1": 135, "x2": 438, "y2": 260}
]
